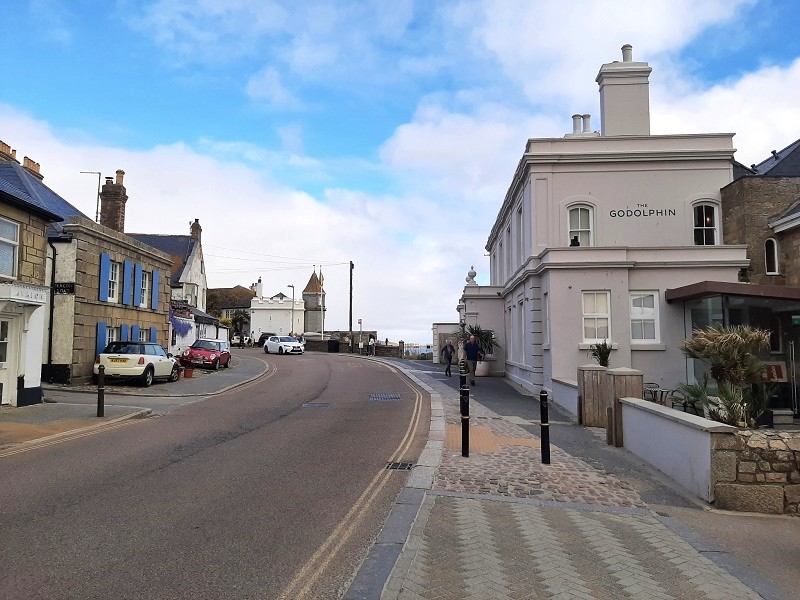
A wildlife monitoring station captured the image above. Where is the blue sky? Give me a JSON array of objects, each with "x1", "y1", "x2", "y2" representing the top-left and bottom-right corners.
[{"x1": 3, "y1": 0, "x2": 800, "y2": 341}]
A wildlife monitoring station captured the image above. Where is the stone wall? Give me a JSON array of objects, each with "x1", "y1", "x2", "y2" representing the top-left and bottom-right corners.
[
  {"x1": 0, "y1": 203, "x2": 48, "y2": 285},
  {"x1": 712, "y1": 429, "x2": 800, "y2": 514},
  {"x1": 721, "y1": 177, "x2": 800, "y2": 285}
]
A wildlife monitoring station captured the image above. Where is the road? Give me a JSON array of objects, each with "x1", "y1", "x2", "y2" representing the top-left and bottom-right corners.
[{"x1": 0, "y1": 352, "x2": 429, "y2": 599}]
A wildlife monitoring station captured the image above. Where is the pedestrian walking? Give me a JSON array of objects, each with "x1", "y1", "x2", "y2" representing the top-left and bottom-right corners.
[
  {"x1": 463, "y1": 334, "x2": 483, "y2": 386},
  {"x1": 368, "y1": 337, "x2": 375, "y2": 356},
  {"x1": 441, "y1": 340, "x2": 456, "y2": 377}
]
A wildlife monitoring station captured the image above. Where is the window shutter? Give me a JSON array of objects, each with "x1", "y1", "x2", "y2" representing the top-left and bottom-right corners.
[
  {"x1": 99, "y1": 253, "x2": 111, "y2": 302},
  {"x1": 96, "y1": 322, "x2": 108, "y2": 357},
  {"x1": 151, "y1": 270, "x2": 159, "y2": 310},
  {"x1": 131, "y1": 325, "x2": 140, "y2": 341},
  {"x1": 149, "y1": 326, "x2": 158, "y2": 343},
  {"x1": 133, "y1": 264, "x2": 143, "y2": 306},
  {"x1": 122, "y1": 260, "x2": 133, "y2": 305},
  {"x1": 120, "y1": 324, "x2": 130, "y2": 341}
]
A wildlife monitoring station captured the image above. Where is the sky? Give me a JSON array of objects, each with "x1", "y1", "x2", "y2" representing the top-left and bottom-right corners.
[{"x1": 3, "y1": 0, "x2": 800, "y2": 342}]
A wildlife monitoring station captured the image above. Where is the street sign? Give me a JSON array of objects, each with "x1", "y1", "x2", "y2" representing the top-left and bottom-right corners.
[{"x1": 53, "y1": 282, "x2": 75, "y2": 295}]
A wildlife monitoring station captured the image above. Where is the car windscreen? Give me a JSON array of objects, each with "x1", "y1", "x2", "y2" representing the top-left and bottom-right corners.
[
  {"x1": 279, "y1": 337, "x2": 296, "y2": 342},
  {"x1": 191, "y1": 340, "x2": 217, "y2": 350},
  {"x1": 103, "y1": 342, "x2": 144, "y2": 354}
]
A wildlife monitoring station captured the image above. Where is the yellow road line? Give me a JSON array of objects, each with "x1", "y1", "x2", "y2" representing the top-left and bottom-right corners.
[
  {"x1": 0, "y1": 419, "x2": 141, "y2": 458},
  {"x1": 279, "y1": 369, "x2": 424, "y2": 599}
]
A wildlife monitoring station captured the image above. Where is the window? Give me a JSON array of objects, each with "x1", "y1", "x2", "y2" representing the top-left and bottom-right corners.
[
  {"x1": 569, "y1": 206, "x2": 593, "y2": 247},
  {"x1": 107, "y1": 326, "x2": 120, "y2": 343},
  {"x1": 630, "y1": 292, "x2": 659, "y2": 342},
  {"x1": 506, "y1": 226, "x2": 512, "y2": 275},
  {"x1": 0, "y1": 320, "x2": 8, "y2": 362},
  {"x1": 140, "y1": 271, "x2": 150, "y2": 308},
  {"x1": 765, "y1": 239, "x2": 779, "y2": 275},
  {"x1": 108, "y1": 261, "x2": 121, "y2": 303},
  {"x1": 0, "y1": 218, "x2": 19, "y2": 278},
  {"x1": 693, "y1": 204, "x2": 717, "y2": 245},
  {"x1": 516, "y1": 204, "x2": 524, "y2": 266},
  {"x1": 498, "y1": 242, "x2": 504, "y2": 281},
  {"x1": 582, "y1": 291, "x2": 610, "y2": 343},
  {"x1": 141, "y1": 328, "x2": 150, "y2": 342}
]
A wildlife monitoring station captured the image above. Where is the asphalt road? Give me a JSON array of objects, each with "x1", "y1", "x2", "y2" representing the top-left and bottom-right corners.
[{"x1": 0, "y1": 352, "x2": 429, "y2": 599}]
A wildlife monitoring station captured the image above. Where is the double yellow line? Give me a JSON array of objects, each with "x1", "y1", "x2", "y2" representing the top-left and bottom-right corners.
[{"x1": 278, "y1": 364, "x2": 424, "y2": 599}]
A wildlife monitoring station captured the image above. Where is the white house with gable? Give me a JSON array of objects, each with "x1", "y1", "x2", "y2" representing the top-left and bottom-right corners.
[
  {"x1": 460, "y1": 44, "x2": 748, "y2": 415},
  {"x1": 249, "y1": 278, "x2": 305, "y2": 339}
]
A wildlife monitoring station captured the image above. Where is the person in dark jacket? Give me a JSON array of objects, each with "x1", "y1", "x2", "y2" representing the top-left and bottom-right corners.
[
  {"x1": 463, "y1": 335, "x2": 483, "y2": 386},
  {"x1": 441, "y1": 341, "x2": 456, "y2": 377}
]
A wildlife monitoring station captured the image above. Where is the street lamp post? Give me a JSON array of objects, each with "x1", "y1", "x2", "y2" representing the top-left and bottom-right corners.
[{"x1": 287, "y1": 284, "x2": 295, "y2": 336}]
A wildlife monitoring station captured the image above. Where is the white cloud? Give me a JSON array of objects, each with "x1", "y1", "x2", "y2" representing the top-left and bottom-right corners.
[{"x1": 245, "y1": 66, "x2": 300, "y2": 108}]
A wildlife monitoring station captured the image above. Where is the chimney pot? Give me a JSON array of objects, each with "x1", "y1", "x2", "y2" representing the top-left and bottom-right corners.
[
  {"x1": 115, "y1": 169, "x2": 125, "y2": 185},
  {"x1": 772, "y1": 150, "x2": 779, "y2": 159},
  {"x1": 622, "y1": 44, "x2": 633, "y2": 62},
  {"x1": 571, "y1": 114, "x2": 582, "y2": 134},
  {"x1": 105, "y1": 177, "x2": 113, "y2": 184},
  {"x1": 581, "y1": 114, "x2": 591, "y2": 133},
  {"x1": 11, "y1": 149, "x2": 16, "y2": 160}
]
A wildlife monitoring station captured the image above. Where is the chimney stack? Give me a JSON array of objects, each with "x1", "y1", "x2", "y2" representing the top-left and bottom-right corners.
[
  {"x1": 581, "y1": 114, "x2": 592, "y2": 133},
  {"x1": 22, "y1": 156, "x2": 43, "y2": 180},
  {"x1": 571, "y1": 114, "x2": 582, "y2": 134},
  {"x1": 595, "y1": 44, "x2": 652, "y2": 136},
  {"x1": 190, "y1": 218, "x2": 202, "y2": 241},
  {"x1": 99, "y1": 169, "x2": 128, "y2": 232}
]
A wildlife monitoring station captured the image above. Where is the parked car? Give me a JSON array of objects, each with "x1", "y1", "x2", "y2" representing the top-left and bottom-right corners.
[
  {"x1": 231, "y1": 333, "x2": 252, "y2": 347},
  {"x1": 94, "y1": 341, "x2": 179, "y2": 387},
  {"x1": 264, "y1": 335, "x2": 304, "y2": 355},
  {"x1": 182, "y1": 339, "x2": 232, "y2": 369},
  {"x1": 255, "y1": 332, "x2": 276, "y2": 347}
]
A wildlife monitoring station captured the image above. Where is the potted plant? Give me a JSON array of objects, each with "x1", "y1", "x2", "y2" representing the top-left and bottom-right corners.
[
  {"x1": 459, "y1": 324, "x2": 500, "y2": 377},
  {"x1": 589, "y1": 340, "x2": 612, "y2": 367}
]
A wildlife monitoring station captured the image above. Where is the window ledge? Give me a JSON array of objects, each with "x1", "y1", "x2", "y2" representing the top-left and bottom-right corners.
[
  {"x1": 631, "y1": 343, "x2": 666, "y2": 351},
  {"x1": 578, "y1": 343, "x2": 618, "y2": 350},
  {"x1": 542, "y1": 343, "x2": 551, "y2": 350}
]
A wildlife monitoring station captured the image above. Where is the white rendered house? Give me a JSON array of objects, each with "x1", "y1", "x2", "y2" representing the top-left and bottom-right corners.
[
  {"x1": 249, "y1": 279, "x2": 305, "y2": 339},
  {"x1": 463, "y1": 45, "x2": 748, "y2": 414}
]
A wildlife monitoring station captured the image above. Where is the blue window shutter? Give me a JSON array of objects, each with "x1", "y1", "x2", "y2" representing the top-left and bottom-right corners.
[
  {"x1": 99, "y1": 253, "x2": 110, "y2": 302},
  {"x1": 133, "y1": 264, "x2": 143, "y2": 307},
  {"x1": 149, "y1": 326, "x2": 158, "y2": 343},
  {"x1": 120, "y1": 324, "x2": 130, "y2": 341},
  {"x1": 96, "y1": 322, "x2": 108, "y2": 357},
  {"x1": 151, "y1": 270, "x2": 159, "y2": 310},
  {"x1": 131, "y1": 325, "x2": 140, "y2": 341},
  {"x1": 122, "y1": 260, "x2": 133, "y2": 305}
]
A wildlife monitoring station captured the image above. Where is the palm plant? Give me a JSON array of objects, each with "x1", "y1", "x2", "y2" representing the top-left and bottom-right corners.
[
  {"x1": 458, "y1": 324, "x2": 500, "y2": 357},
  {"x1": 680, "y1": 325, "x2": 771, "y2": 426},
  {"x1": 590, "y1": 340, "x2": 612, "y2": 367}
]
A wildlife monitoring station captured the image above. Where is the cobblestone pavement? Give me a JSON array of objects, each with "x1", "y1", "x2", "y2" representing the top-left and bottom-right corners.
[{"x1": 382, "y1": 373, "x2": 762, "y2": 600}]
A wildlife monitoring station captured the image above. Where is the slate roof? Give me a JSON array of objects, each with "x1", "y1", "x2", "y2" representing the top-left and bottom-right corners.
[
  {"x1": 751, "y1": 138, "x2": 800, "y2": 176},
  {"x1": 127, "y1": 234, "x2": 195, "y2": 284},
  {"x1": 0, "y1": 161, "x2": 87, "y2": 229},
  {"x1": 303, "y1": 271, "x2": 323, "y2": 294},
  {"x1": 190, "y1": 306, "x2": 219, "y2": 325},
  {"x1": 207, "y1": 285, "x2": 255, "y2": 311},
  {"x1": 769, "y1": 197, "x2": 800, "y2": 223}
]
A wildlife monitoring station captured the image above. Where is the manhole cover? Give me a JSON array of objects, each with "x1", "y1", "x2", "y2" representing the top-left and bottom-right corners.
[
  {"x1": 386, "y1": 462, "x2": 414, "y2": 470},
  {"x1": 370, "y1": 393, "x2": 402, "y2": 402},
  {"x1": 303, "y1": 402, "x2": 333, "y2": 408}
]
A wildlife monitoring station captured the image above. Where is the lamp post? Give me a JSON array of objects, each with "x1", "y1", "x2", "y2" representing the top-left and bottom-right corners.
[{"x1": 287, "y1": 284, "x2": 295, "y2": 336}]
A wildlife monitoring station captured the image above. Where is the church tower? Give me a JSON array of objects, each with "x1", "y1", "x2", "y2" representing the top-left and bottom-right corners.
[{"x1": 302, "y1": 270, "x2": 325, "y2": 334}]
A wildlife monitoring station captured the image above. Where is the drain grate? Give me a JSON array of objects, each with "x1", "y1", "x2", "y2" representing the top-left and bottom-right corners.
[
  {"x1": 386, "y1": 462, "x2": 414, "y2": 471},
  {"x1": 303, "y1": 402, "x2": 333, "y2": 408},
  {"x1": 370, "y1": 393, "x2": 402, "y2": 402}
]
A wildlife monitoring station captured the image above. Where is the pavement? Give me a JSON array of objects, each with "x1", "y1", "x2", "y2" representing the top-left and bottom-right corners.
[
  {"x1": 0, "y1": 351, "x2": 268, "y2": 451},
  {"x1": 2, "y1": 354, "x2": 798, "y2": 599},
  {"x1": 345, "y1": 359, "x2": 800, "y2": 600}
]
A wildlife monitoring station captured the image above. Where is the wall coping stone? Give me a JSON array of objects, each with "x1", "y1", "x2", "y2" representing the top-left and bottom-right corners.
[
  {"x1": 578, "y1": 364, "x2": 607, "y2": 371},
  {"x1": 552, "y1": 377, "x2": 578, "y2": 388},
  {"x1": 620, "y1": 397, "x2": 738, "y2": 433}
]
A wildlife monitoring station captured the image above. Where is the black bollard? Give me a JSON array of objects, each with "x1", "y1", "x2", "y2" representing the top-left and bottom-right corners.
[
  {"x1": 97, "y1": 365, "x2": 105, "y2": 418},
  {"x1": 539, "y1": 389, "x2": 550, "y2": 464},
  {"x1": 460, "y1": 384, "x2": 469, "y2": 457},
  {"x1": 459, "y1": 359, "x2": 467, "y2": 389}
]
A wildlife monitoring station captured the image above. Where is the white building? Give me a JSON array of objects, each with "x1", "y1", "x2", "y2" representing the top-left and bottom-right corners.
[
  {"x1": 462, "y1": 45, "x2": 748, "y2": 414},
  {"x1": 249, "y1": 278, "x2": 305, "y2": 339}
]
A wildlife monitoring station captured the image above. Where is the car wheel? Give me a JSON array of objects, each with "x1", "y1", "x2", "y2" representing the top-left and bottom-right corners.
[
  {"x1": 169, "y1": 365, "x2": 179, "y2": 382},
  {"x1": 265, "y1": 346, "x2": 269, "y2": 354},
  {"x1": 224, "y1": 356, "x2": 230, "y2": 368},
  {"x1": 140, "y1": 366, "x2": 154, "y2": 387},
  {"x1": 278, "y1": 347, "x2": 284, "y2": 355},
  {"x1": 213, "y1": 359, "x2": 220, "y2": 370}
]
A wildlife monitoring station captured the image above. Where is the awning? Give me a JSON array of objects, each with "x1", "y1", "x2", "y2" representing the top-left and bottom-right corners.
[{"x1": 665, "y1": 281, "x2": 800, "y2": 303}]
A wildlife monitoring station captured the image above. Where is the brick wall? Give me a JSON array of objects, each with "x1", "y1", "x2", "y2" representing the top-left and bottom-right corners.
[
  {"x1": 721, "y1": 177, "x2": 800, "y2": 285},
  {"x1": 0, "y1": 203, "x2": 48, "y2": 285},
  {"x1": 712, "y1": 430, "x2": 800, "y2": 514}
]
